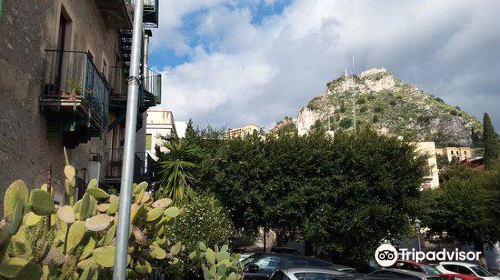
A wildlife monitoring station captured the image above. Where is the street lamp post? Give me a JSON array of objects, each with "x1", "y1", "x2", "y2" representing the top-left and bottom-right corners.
[
  {"x1": 414, "y1": 218, "x2": 422, "y2": 252},
  {"x1": 113, "y1": 1, "x2": 143, "y2": 279}
]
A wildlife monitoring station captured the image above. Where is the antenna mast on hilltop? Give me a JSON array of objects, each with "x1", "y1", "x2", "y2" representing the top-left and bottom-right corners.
[{"x1": 351, "y1": 56, "x2": 357, "y2": 132}]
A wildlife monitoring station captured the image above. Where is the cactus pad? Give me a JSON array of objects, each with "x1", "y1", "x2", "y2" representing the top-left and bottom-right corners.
[
  {"x1": 29, "y1": 189, "x2": 54, "y2": 216},
  {"x1": 84, "y1": 214, "x2": 113, "y2": 231},
  {"x1": 152, "y1": 198, "x2": 173, "y2": 209},
  {"x1": 4, "y1": 180, "x2": 29, "y2": 222},
  {"x1": 86, "y1": 188, "x2": 110, "y2": 199},
  {"x1": 91, "y1": 246, "x2": 116, "y2": 267},
  {"x1": 57, "y1": 205, "x2": 75, "y2": 224},
  {"x1": 163, "y1": 206, "x2": 180, "y2": 218},
  {"x1": 146, "y1": 208, "x2": 163, "y2": 222},
  {"x1": 0, "y1": 257, "x2": 29, "y2": 278},
  {"x1": 67, "y1": 221, "x2": 86, "y2": 252}
]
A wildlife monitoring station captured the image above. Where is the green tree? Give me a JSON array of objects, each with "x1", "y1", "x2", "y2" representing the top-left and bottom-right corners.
[
  {"x1": 185, "y1": 118, "x2": 197, "y2": 140},
  {"x1": 424, "y1": 164, "x2": 500, "y2": 268},
  {"x1": 483, "y1": 113, "x2": 500, "y2": 169},
  {"x1": 157, "y1": 141, "x2": 197, "y2": 206},
  {"x1": 188, "y1": 126, "x2": 425, "y2": 263}
]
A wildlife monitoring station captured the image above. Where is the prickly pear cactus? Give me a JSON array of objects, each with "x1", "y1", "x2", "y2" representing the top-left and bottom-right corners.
[
  {"x1": 0, "y1": 159, "x2": 183, "y2": 279},
  {"x1": 190, "y1": 242, "x2": 244, "y2": 280}
]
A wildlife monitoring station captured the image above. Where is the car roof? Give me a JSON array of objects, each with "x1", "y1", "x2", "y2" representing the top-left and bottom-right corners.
[
  {"x1": 396, "y1": 260, "x2": 432, "y2": 266},
  {"x1": 387, "y1": 268, "x2": 429, "y2": 277},
  {"x1": 279, "y1": 267, "x2": 345, "y2": 274},
  {"x1": 251, "y1": 252, "x2": 332, "y2": 261},
  {"x1": 440, "y1": 262, "x2": 478, "y2": 267}
]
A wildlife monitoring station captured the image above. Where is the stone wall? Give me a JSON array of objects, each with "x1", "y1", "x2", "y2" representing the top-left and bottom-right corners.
[{"x1": 0, "y1": 0, "x2": 123, "y2": 210}]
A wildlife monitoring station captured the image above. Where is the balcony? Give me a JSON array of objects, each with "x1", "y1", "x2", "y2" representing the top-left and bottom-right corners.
[
  {"x1": 95, "y1": 0, "x2": 132, "y2": 29},
  {"x1": 143, "y1": 68, "x2": 162, "y2": 107},
  {"x1": 40, "y1": 50, "x2": 110, "y2": 148},
  {"x1": 105, "y1": 148, "x2": 154, "y2": 186},
  {"x1": 125, "y1": 0, "x2": 159, "y2": 28}
]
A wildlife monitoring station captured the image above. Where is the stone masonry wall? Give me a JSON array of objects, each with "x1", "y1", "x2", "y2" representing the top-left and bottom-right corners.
[{"x1": 0, "y1": 0, "x2": 122, "y2": 211}]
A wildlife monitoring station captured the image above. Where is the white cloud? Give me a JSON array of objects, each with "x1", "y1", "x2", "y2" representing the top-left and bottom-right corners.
[{"x1": 151, "y1": 0, "x2": 500, "y2": 129}]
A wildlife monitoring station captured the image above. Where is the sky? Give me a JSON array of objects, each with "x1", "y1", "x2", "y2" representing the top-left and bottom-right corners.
[{"x1": 149, "y1": 0, "x2": 500, "y2": 131}]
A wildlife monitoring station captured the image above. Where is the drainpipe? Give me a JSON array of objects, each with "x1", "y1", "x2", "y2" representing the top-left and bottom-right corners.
[
  {"x1": 113, "y1": 1, "x2": 143, "y2": 279},
  {"x1": 143, "y1": 32, "x2": 149, "y2": 77}
]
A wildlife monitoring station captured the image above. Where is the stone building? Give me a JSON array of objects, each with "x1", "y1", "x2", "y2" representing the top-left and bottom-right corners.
[{"x1": 0, "y1": 0, "x2": 160, "y2": 207}]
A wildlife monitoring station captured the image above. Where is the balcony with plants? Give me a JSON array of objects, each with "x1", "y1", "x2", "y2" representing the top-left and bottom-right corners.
[{"x1": 40, "y1": 50, "x2": 110, "y2": 148}]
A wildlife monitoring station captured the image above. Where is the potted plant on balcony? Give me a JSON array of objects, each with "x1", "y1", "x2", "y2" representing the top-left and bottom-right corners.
[{"x1": 64, "y1": 78, "x2": 81, "y2": 101}]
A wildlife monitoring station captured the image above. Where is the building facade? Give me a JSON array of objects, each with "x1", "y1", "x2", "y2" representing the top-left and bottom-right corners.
[
  {"x1": 145, "y1": 110, "x2": 178, "y2": 160},
  {"x1": 437, "y1": 146, "x2": 475, "y2": 162},
  {"x1": 413, "y1": 142, "x2": 440, "y2": 189},
  {"x1": 225, "y1": 125, "x2": 259, "y2": 139},
  {"x1": 0, "y1": 0, "x2": 160, "y2": 207}
]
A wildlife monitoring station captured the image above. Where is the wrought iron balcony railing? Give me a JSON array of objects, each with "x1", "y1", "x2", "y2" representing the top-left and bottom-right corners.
[
  {"x1": 143, "y1": 68, "x2": 161, "y2": 106},
  {"x1": 106, "y1": 148, "x2": 154, "y2": 184},
  {"x1": 41, "y1": 50, "x2": 110, "y2": 125},
  {"x1": 125, "y1": 0, "x2": 159, "y2": 28}
]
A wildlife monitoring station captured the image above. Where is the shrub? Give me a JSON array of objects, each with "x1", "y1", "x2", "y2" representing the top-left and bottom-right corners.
[
  {"x1": 169, "y1": 194, "x2": 234, "y2": 275},
  {"x1": 372, "y1": 115, "x2": 379, "y2": 123},
  {"x1": 374, "y1": 105, "x2": 384, "y2": 113},
  {"x1": 360, "y1": 106, "x2": 368, "y2": 113},
  {"x1": 339, "y1": 118, "x2": 353, "y2": 129}
]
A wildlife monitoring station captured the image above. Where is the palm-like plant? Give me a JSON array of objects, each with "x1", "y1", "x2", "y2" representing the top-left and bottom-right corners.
[{"x1": 157, "y1": 141, "x2": 197, "y2": 206}]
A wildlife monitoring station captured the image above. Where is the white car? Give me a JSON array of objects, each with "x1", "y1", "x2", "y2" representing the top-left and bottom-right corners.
[{"x1": 436, "y1": 262, "x2": 500, "y2": 280}]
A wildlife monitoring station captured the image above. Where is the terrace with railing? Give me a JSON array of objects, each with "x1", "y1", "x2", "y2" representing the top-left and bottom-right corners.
[
  {"x1": 105, "y1": 148, "x2": 154, "y2": 186},
  {"x1": 40, "y1": 50, "x2": 110, "y2": 147}
]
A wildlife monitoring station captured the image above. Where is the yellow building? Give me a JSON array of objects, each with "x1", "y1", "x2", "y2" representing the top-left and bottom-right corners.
[
  {"x1": 225, "y1": 125, "x2": 259, "y2": 139},
  {"x1": 413, "y1": 142, "x2": 440, "y2": 189},
  {"x1": 437, "y1": 147, "x2": 474, "y2": 162}
]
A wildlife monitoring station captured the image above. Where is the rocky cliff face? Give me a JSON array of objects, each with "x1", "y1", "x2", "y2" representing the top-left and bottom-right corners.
[{"x1": 295, "y1": 68, "x2": 482, "y2": 146}]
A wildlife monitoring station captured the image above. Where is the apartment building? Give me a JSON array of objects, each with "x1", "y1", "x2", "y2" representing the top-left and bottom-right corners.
[
  {"x1": 413, "y1": 142, "x2": 440, "y2": 189},
  {"x1": 0, "y1": 0, "x2": 160, "y2": 206},
  {"x1": 225, "y1": 125, "x2": 259, "y2": 139},
  {"x1": 145, "y1": 109, "x2": 178, "y2": 160}
]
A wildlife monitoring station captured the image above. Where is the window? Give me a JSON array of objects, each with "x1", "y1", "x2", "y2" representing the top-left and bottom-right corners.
[
  {"x1": 146, "y1": 134, "x2": 153, "y2": 150},
  {"x1": 451, "y1": 151, "x2": 454, "y2": 155},
  {"x1": 254, "y1": 256, "x2": 281, "y2": 270},
  {"x1": 294, "y1": 272, "x2": 337, "y2": 280},
  {"x1": 469, "y1": 266, "x2": 492, "y2": 277},
  {"x1": 443, "y1": 265, "x2": 459, "y2": 273},
  {"x1": 270, "y1": 271, "x2": 291, "y2": 280},
  {"x1": 464, "y1": 151, "x2": 467, "y2": 155},
  {"x1": 420, "y1": 265, "x2": 440, "y2": 275},
  {"x1": 456, "y1": 266, "x2": 474, "y2": 276}
]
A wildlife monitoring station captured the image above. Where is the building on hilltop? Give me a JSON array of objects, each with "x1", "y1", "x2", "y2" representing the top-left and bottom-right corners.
[
  {"x1": 437, "y1": 146, "x2": 479, "y2": 162},
  {"x1": 145, "y1": 110, "x2": 178, "y2": 160},
  {"x1": 225, "y1": 125, "x2": 259, "y2": 139},
  {"x1": 0, "y1": 0, "x2": 160, "y2": 206}
]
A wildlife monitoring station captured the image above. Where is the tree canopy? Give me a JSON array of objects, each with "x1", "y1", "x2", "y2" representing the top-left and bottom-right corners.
[{"x1": 168, "y1": 127, "x2": 426, "y2": 261}]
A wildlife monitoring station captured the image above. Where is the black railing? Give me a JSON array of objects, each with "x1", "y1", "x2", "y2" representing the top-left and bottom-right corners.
[
  {"x1": 125, "y1": 0, "x2": 158, "y2": 28},
  {"x1": 143, "y1": 68, "x2": 161, "y2": 105},
  {"x1": 41, "y1": 50, "x2": 110, "y2": 124},
  {"x1": 106, "y1": 148, "x2": 154, "y2": 183}
]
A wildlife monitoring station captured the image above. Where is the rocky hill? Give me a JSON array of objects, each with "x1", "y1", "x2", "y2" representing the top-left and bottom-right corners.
[{"x1": 294, "y1": 68, "x2": 482, "y2": 147}]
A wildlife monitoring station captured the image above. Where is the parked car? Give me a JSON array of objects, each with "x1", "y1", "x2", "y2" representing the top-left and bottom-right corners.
[
  {"x1": 439, "y1": 273, "x2": 484, "y2": 280},
  {"x1": 370, "y1": 268, "x2": 442, "y2": 280},
  {"x1": 269, "y1": 267, "x2": 346, "y2": 280},
  {"x1": 435, "y1": 262, "x2": 500, "y2": 280},
  {"x1": 391, "y1": 260, "x2": 443, "y2": 275},
  {"x1": 243, "y1": 253, "x2": 355, "y2": 280},
  {"x1": 270, "y1": 247, "x2": 302, "y2": 255}
]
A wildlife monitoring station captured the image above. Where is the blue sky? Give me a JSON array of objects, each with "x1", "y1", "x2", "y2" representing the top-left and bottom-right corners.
[{"x1": 149, "y1": 0, "x2": 500, "y2": 131}]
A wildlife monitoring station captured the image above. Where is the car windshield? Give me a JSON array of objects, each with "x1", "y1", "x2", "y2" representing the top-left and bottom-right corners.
[
  {"x1": 420, "y1": 265, "x2": 441, "y2": 275},
  {"x1": 470, "y1": 266, "x2": 493, "y2": 277},
  {"x1": 242, "y1": 256, "x2": 256, "y2": 266}
]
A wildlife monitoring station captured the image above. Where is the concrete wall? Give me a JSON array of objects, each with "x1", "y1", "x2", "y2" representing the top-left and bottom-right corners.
[{"x1": 0, "y1": 0, "x2": 124, "y2": 208}]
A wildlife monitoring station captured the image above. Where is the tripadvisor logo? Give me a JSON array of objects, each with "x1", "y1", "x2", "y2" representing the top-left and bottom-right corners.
[
  {"x1": 374, "y1": 244, "x2": 483, "y2": 267},
  {"x1": 375, "y1": 244, "x2": 398, "y2": 267}
]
